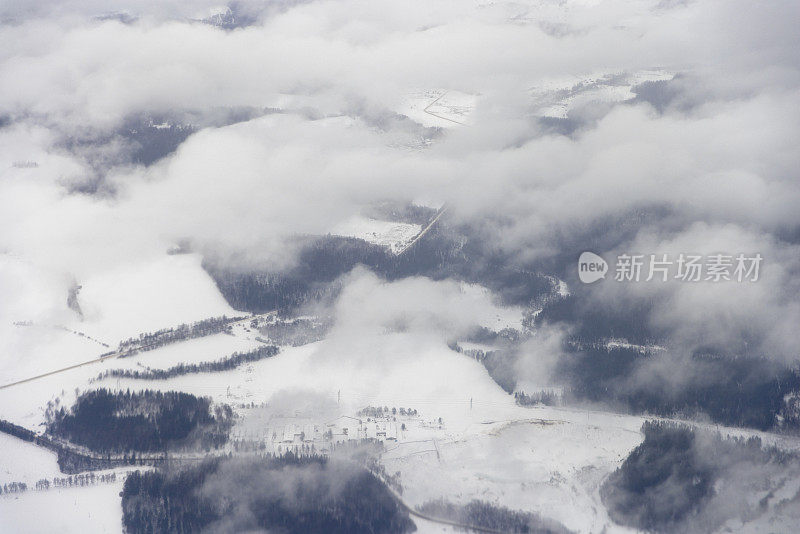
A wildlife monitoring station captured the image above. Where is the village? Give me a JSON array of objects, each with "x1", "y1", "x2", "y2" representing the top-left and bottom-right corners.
[{"x1": 228, "y1": 404, "x2": 445, "y2": 456}]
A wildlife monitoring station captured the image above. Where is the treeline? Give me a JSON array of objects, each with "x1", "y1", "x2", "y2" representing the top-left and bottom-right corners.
[
  {"x1": 47, "y1": 389, "x2": 233, "y2": 453},
  {"x1": 121, "y1": 453, "x2": 416, "y2": 534},
  {"x1": 515, "y1": 390, "x2": 561, "y2": 407},
  {"x1": 97, "y1": 345, "x2": 279, "y2": 381},
  {"x1": 479, "y1": 349, "x2": 519, "y2": 394},
  {"x1": 118, "y1": 315, "x2": 245, "y2": 356},
  {"x1": 1, "y1": 472, "x2": 118, "y2": 496},
  {"x1": 418, "y1": 499, "x2": 571, "y2": 534},
  {"x1": 232, "y1": 440, "x2": 323, "y2": 455},
  {"x1": 57, "y1": 450, "x2": 172, "y2": 474},
  {"x1": 0, "y1": 417, "x2": 135, "y2": 474},
  {"x1": 448, "y1": 340, "x2": 521, "y2": 395},
  {"x1": 601, "y1": 420, "x2": 800, "y2": 532},
  {"x1": 459, "y1": 325, "x2": 522, "y2": 347},
  {"x1": 275, "y1": 438, "x2": 385, "y2": 458},
  {"x1": 228, "y1": 438, "x2": 385, "y2": 459},
  {"x1": 357, "y1": 406, "x2": 418, "y2": 418},
  {"x1": 0, "y1": 417, "x2": 54, "y2": 448},
  {"x1": 259, "y1": 317, "x2": 330, "y2": 346},
  {"x1": 50, "y1": 472, "x2": 117, "y2": 488},
  {"x1": 0, "y1": 482, "x2": 27, "y2": 495}
]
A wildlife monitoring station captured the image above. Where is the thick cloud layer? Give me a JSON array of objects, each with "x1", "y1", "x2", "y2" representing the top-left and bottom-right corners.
[{"x1": 1, "y1": 0, "x2": 799, "y2": 367}]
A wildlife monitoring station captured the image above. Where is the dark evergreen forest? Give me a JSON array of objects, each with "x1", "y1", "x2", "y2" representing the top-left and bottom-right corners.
[
  {"x1": 418, "y1": 499, "x2": 571, "y2": 533},
  {"x1": 558, "y1": 346, "x2": 800, "y2": 431},
  {"x1": 203, "y1": 220, "x2": 555, "y2": 314},
  {"x1": 601, "y1": 421, "x2": 800, "y2": 532},
  {"x1": 121, "y1": 454, "x2": 416, "y2": 534},
  {"x1": 47, "y1": 389, "x2": 232, "y2": 453}
]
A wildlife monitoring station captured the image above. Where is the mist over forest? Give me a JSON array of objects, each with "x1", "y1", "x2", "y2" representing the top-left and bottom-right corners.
[{"x1": 1, "y1": 0, "x2": 799, "y2": 533}]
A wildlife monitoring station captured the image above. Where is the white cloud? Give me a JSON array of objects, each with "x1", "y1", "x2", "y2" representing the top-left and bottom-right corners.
[{"x1": 1, "y1": 0, "x2": 799, "y2": 367}]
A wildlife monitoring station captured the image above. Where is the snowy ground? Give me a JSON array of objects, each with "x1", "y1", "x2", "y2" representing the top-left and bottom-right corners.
[
  {"x1": 80, "y1": 320, "x2": 649, "y2": 533},
  {"x1": 0, "y1": 474, "x2": 126, "y2": 534},
  {"x1": 0, "y1": 433, "x2": 61, "y2": 486},
  {"x1": 384, "y1": 408, "x2": 644, "y2": 533},
  {"x1": 95, "y1": 334, "x2": 516, "y2": 428},
  {"x1": 530, "y1": 69, "x2": 674, "y2": 119},
  {"x1": 0, "y1": 253, "x2": 235, "y2": 382},
  {"x1": 398, "y1": 90, "x2": 479, "y2": 128},
  {"x1": 1, "y1": 326, "x2": 109, "y2": 384},
  {"x1": 0, "y1": 442, "x2": 129, "y2": 534},
  {"x1": 412, "y1": 518, "x2": 459, "y2": 533},
  {"x1": 0, "y1": 325, "x2": 267, "y2": 433},
  {"x1": 75, "y1": 253, "x2": 236, "y2": 344},
  {"x1": 2, "y1": 249, "x2": 799, "y2": 534},
  {"x1": 397, "y1": 71, "x2": 671, "y2": 130},
  {"x1": 107, "y1": 332, "x2": 265, "y2": 373},
  {"x1": 331, "y1": 215, "x2": 423, "y2": 254},
  {"x1": 0, "y1": 257, "x2": 617, "y2": 534}
]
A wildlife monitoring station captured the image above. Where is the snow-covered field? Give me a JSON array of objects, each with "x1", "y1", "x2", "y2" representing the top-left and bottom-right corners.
[
  {"x1": 0, "y1": 253, "x2": 235, "y2": 382},
  {"x1": 108, "y1": 332, "x2": 264, "y2": 372},
  {"x1": 331, "y1": 215, "x2": 423, "y2": 254},
  {"x1": 530, "y1": 69, "x2": 674, "y2": 119},
  {"x1": 0, "y1": 475, "x2": 126, "y2": 534},
  {"x1": 2, "y1": 286, "x2": 797, "y2": 534},
  {"x1": 0, "y1": 326, "x2": 269, "y2": 433},
  {"x1": 75, "y1": 253, "x2": 236, "y2": 344},
  {"x1": 2, "y1": 249, "x2": 797, "y2": 534},
  {"x1": 0, "y1": 433, "x2": 61, "y2": 485},
  {"x1": 384, "y1": 410, "x2": 644, "y2": 533},
  {"x1": 398, "y1": 90, "x2": 479, "y2": 128},
  {"x1": 0, "y1": 251, "x2": 247, "y2": 429},
  {"x1": 96, "y1": 334, "x2": 516, "y2": 428},
  {"x1": 1, "y1": 326, "x2": 108, "y2": 384},
  {"x1": 79, "y1": 317, "x2": 647, "y2": 532},
  {"x1": 412, "y1": 518, "x2": 459, "y2": 533},
  {"x1": 0, "y1": 437, "x2": 134, "y2": 534}
]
